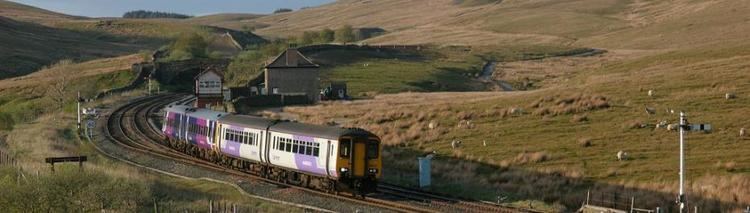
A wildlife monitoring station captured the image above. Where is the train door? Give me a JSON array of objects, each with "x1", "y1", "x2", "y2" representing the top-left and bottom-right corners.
[{"x1": 352, "y1": 138, "x2": 367, "y2": 177}]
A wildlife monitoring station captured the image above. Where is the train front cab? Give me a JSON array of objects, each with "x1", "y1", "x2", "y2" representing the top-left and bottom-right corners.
[{"x1": 337, "y1": 134, "x2": 381, "y2": 194}]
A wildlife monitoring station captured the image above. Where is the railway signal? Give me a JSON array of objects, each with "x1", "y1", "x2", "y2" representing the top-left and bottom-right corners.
[{"x1": 676, "y1": 112, "x2": 711, "y2": 213}]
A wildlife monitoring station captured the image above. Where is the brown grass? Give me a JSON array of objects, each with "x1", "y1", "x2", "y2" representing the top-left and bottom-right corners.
[{"x1": 529, "y1": 94, "x2": 609, "y2": 117}]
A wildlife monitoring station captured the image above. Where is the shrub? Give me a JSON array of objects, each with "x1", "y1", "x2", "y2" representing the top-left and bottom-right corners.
[
  {"x1": 335, "y1": 25, "x2": 355, "y2": 43},
  {"x1": 167, "y1": 33, "x2": 208, "y2": 60}
]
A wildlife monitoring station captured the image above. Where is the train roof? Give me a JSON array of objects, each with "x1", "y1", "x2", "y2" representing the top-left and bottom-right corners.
[
  {"x1": 270, "y1": 121, "x2": 377, "y2": 140},
  {"x1": 165, "y1": 105, "x2": 228, "y2": 121},
  {"x1": 218, "y1": 114, "x2": 276, "y2": 129}
]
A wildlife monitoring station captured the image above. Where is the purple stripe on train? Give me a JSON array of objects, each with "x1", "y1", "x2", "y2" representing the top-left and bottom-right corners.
[
  {"x1": 188, "y1": 117, "x2": 211, "y2": 149},
  {"x1": 291, "y1": 134, "x2": 326, "y2": 175},
  {"x1": 164, "y1": 112, "x2": 175, "y2": 136},
  {"x1": 294, "y1": 154, "x2": 326, "y2": 175},
  {"x1": 222, "y1": 140, "x2": 242, "y2": 157}
]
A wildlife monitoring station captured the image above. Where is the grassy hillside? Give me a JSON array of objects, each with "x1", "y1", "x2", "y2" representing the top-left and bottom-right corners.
[
  {"x1": 199, "y1": 0, "x2": 749, "y2": 50},
  {"x1": 0, "y1": 0, "x2": 81, "y2": 24},
  {"x1": 0, "y1": 16, "x2": 147, "y2": 79},
  {"x1": 183, "y1": 13, "x2": 265, "y2": 30},
  {"x1": 286, "y1": 44, "x2": 750, "y2": 211}
]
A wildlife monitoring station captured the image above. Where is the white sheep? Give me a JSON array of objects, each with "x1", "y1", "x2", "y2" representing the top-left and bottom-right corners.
[
  {"x1": 667, "y1": 124, "x2": 679, "y2": 131},
  {"x1": 510, "y1": 107, "x2": 524, "y2": 115},
  {"x1": 483, "y1": 140, "x2": 487, "y2": 147},
  {"x1": 617, "y1": 150, "x2": 629, "y2": 161},
  {"x1": 648, "y1": 90, "x2": 654, "y2": 97},
  {"x1": 655, "y1": 120, "x2": 668, "y2": 129},
  {"x1": 645, "y1": 107, "x2": 656, "y2": 115},
  {"x1": 741, "y1": 128, "x2": 746, "y2": 137},
  {"x1": 451, "y1": 140, "x2": 462, "y2": 149},
  {"x1": 428, "y1": 121, "x2": 437, "y2": 130}
]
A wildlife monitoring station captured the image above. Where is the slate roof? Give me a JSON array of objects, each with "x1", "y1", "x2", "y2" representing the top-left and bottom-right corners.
[{"x1": 265, "y1": 48, "x2": 319, "y2": 69}]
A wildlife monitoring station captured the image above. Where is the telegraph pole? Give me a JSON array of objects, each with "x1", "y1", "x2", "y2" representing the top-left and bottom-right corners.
[
  {"x1": 676, "y1": 112, "x2": 711, "y2": 212},
  {"x1": 678, "y1": 112, "x2": 686, "y2": 212},
  {"x1": 77, "y1": 91, "x2": 81, "y2": 130}
]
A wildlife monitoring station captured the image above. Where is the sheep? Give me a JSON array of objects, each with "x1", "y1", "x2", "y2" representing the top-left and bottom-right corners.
[
  {"x1": 617, "y1": 150, "x2": 629, "y2": 161},
  {"x1": 648, "y1": 90, "x2": 654, "y2": 97},
  {"x1": 509, "y1": 107, "x2": 524, "y2": 115},
  {"x1": 741, "y1": 128, "x2": 747, "y2": 137},
  {"x1": 726, "y1": 93, "x2": 736, "y2": 100},
  {"x1": 655, "y1": 120, "x2": 669, "y2": 129},
  {"x1": 483, "y1": 140, "x2": 487, "y2": 147},
  {"x1": 451, "y1": 140, "x2": 462, "y2": 149},
  {"x1": 428, "y1": 121, "x2": 437, "y2": 130},
  {"x1": 667, "y1": 124, "x2": 679, "y2": 131},
  {"x1": 645, "y1": 107, "x2": 656, "y2": 115}
]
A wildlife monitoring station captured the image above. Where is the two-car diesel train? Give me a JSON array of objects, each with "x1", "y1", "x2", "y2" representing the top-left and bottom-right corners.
[{"x1": 161, "y1": 105, "x2": 382, "y2": 194}]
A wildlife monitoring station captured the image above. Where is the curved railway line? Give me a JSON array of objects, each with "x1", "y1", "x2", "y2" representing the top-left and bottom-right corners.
[{"x1": 102, "y1": 94, "x2": 539, "y2": 213}]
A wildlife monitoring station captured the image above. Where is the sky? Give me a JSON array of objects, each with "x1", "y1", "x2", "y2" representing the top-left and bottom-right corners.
[{"x1": 8, "y1": 0, "x2": 336, "y2": 17}]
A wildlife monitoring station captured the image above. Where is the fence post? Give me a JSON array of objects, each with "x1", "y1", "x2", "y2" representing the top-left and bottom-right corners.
[
  {"x1": 586, "y1": 190, "x2": 590, "y2": 205},
  {"x1": 630, "y1": 197, "x2": 634, "y2": 213},
  {"x1": 209, "y1": 200, "x2": 212, "y2": 213}
]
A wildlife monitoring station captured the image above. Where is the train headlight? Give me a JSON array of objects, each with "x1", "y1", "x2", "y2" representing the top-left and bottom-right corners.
[
  {"x1": 340, "y1": 167, "x2": 349, "y2": 173},
  {"x1": 368, "y1": 168, "x2": 378, "y2": 174}
]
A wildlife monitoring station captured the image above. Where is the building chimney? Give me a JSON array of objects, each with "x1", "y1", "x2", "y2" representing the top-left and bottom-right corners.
[{"x1": 286, "y1": 49, "x2": 299, "y2": 66}]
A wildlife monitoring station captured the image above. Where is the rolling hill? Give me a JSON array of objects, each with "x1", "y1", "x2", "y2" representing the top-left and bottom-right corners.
[
  {"x1": 0, "y1": 16, "x2": 144, "y2": 79},
  {"x1": 0, "y1": 1, "x2": 266, "y2": 79},
  {"x1": 199, "y1": 0, "x2": 750, "y2": 50},
  {"x1": 0, "y1": 0, "x2": 82, "y2": 24}
]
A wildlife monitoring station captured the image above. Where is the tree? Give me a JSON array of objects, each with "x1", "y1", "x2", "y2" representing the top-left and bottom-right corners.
[
  {"x1": 319, "y1": 28, "x2": 335, "y2": 43},
  {"x1": 300, "y1": 31, "x2": 320, "y2": 45},
  {"x1": 168, "y1": 33, "x2": 208, "y2": 60},
  {"x1": 335, "y1": 25, "x2": 355, "y2": 43},
  {"x1": 45, "y1": 60, "x2": 74, "y2": 111}
]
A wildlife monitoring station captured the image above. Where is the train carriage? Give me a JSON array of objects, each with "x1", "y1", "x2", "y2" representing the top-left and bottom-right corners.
[
  {"x1": 215, "y1": 115, "x2": 274, "y2": 163},
  {"x1": 267, "y1": 122, "x2": 382, "y2": 193},
  {"x1": 163, "y1": 105, "x2": 228, "y2": 151}
]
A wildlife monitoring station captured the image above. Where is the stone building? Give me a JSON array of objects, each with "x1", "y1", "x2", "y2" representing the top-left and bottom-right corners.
[{"x1": 264, "y1": 48, "x2": 320, "y2": 102}]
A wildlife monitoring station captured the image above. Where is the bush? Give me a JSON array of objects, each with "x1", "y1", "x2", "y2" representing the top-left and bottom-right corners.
[
  {"x1": 167, "y1": 33, "x2": 208, "y2": 60},
  {"x1": 335, "y1": 25, "x2": 355, "y2": 43},
  {"x1": 319, "y1": 28, "x2": 335, "y2": 43}
]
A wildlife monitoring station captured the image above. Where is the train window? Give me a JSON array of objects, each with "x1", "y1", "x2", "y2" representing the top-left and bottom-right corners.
[
  {"x1": 340, "y1": 139, "x2": 351, "y2": 158},
  {"x1": 313, "y1": 143, "x2": 319, "y2": 157},
  {"x1": 305, "y1": 143, "x2": 313, "y2": 155},
  {"x1": 367, "y1": 140, "x2": 379, "y2": 159},
  {"x1": 292, "y1": 140, "x2": 299, "y2": 153},
  {"x1": 285, "y1": 140, "x2": 292, "y2": 152}
]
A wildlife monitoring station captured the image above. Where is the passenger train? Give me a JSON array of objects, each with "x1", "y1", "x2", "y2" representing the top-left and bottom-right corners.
[{"x1": 161, "y1": 105, "x2": 381, "y2": 194}]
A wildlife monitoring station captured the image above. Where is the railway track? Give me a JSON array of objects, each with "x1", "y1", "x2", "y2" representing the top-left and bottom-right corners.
[{"x1": 103, "y1": 94, "x2": 537, "y2": 213}]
